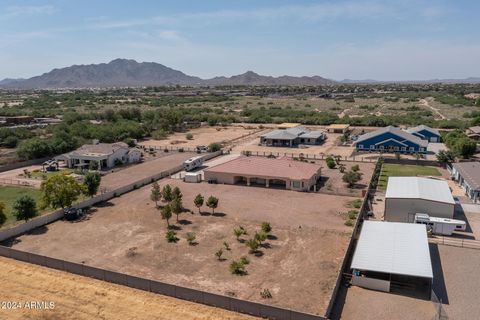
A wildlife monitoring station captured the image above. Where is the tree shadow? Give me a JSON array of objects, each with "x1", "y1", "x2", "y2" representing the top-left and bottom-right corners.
[
  {"x1": 212, "y1": 212, "x2": 226, "y2": 217},
  {"x1": 94, "y1": 201, "x2": 114, "y2": 208},
  {"x1": 178, "y1": 219, "x2": 192, "y2": 225},
  {"x1": 267, "y1": 234, "x2": 277, "y2": 240},
  {"x1": 261, "y1": 243, "x2": 272, "y2": 249},
  {"x1": 168, "y1": 225, "x2": 182, "y2": 231},
  {"x1": 1, "y1": 238, "x2": 22, "y2": 247},
  {"x1": 200, "y1": 211, "x2": 211, "y2": 216},
  {"x1": 253, "y1": 250, "x2": 264, "y2": 257}
]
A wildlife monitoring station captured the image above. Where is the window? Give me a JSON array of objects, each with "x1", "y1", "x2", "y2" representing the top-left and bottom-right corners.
[
  {"x1": 401, "y1": 147, "x2": 406, "y2": 151},
  {"x1": 292, "y1": 181, "x2": 301, "y2": 188},
  {"x1": 394, "y1": 146, "x2": 399, "y2": 151},
  {"x1": 370, "y1": 145, "x2": 375, "y2": 150},
  {"x1": 419, "y1": 147, "x2": 424, "y2": 152},
  {"x1": 358, "y1": 144, "x2": 364, "y2": 149},
  {"x1": 379, "y1": 146, "x2": 384, "y2": 150},
  {"x1": 409, "y1": 147, "x2": 414, "y2": 151}
]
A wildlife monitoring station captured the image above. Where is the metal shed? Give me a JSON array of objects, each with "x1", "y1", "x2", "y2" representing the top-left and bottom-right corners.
[
  {"x1": 351, "y1": 221, "x2": 433, "y2": 298},
  {"x1": 384, "y1": 177, "x2": 455, "y2": 222}
]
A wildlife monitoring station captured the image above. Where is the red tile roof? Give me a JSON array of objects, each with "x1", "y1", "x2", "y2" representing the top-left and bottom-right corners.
[{"x1": 204, "y1": 156, "x2": 321, "y2": 180}]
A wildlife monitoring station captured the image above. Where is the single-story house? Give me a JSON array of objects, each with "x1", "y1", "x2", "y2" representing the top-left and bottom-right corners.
[
  {"x1": 327, "y1": 124, "x2": 350, "y2": 134},
  {"x1": 351, "y1": 221, "x2": 433, "y2": 298},
  {"x1": 260, "y1": 126, "x2": 325, "y2": 147},
  {"x1": 55, "y1": 142, "x2": 142, "y2": 170},
  {"x1": 203, "y1": 156, "x2": 321, "y2": 191},
  {"x1": 385, "y1": 177, "x2": 455, "y2": 222},
  {"x1": 406, "y1": 125, "x2": 441, "y2": 142},
  {"x1": 355, "y1": 126, "x2": 428, "y2": 154},
  {"x1": 451, "y1": 162, "x2": 480, "y2": 202},
  {"x1": 466, "y1": 126, "x2": 480, "y2": 140}
]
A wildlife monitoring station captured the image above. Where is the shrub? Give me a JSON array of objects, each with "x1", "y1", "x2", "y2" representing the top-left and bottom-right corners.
[
  {"x1": 351, "y1": 164, "x2": 360, "y2": 172},
  {"x1": 260, "y1": 289, "x2": 272, "y2": 299},
  {"x1": 223, "y1": 241, "x2": 231, "y2": 251},
  {"x1": 215, "y1": 248, "x2": 224, "y2": 260},
  {"x1": 240, "y1": 256, "x2": 250, "y2": 265},
  {"x1": 246, "y1": 239, "x2": 259, "y2": 254},
  {"x1": 186, "y1": 232, "x2": 196, "y2": 245},
  {"x1": 325, "y1": 156, "x2": 336, "y2": 169},
  {"x1": 261, "y1": 222, "x2": 272, "y2": 234},
  {"x1": 348, "y1": 210, "x2": 359, "y2": 220},
  {"x1": 209, "y1": 143, "x2": 222, "y2": 152},
  {"x1": 344, "y1": 219, "x2": 354, "y2": 227},
  {"x1": 351, "y1": 199, "x2": 362, "y2": 209},
  {"x1": 186, "y1": 133, "x2": 194, "y2": 140},
  {"x1": 166, "y1": 230, "x2": 178, "y2": 243},
  {"x1": 229, "y1": 260, "x2": 247, "y2": 275}
]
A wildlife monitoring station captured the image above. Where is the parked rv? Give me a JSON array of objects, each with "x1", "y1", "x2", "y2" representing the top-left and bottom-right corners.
[
  {"x1": 183, "y1": 156, "x2": 204, "y2": 171},
  {"x1": 414, "y1": 213, "x2": 466, "y2": 236}
]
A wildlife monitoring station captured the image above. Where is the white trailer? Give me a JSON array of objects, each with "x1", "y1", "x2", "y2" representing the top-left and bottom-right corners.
[
  {"x1": 414, "y1": 213, "x2": 466, "y2": 235},
  {"x1": 183, "y1": 156, "x2": 204, "y2": 171}
]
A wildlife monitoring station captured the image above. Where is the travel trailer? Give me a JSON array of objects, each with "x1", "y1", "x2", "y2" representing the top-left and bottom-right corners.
[
  {"x1": 183, "y1": 156, "x2": 204, "y2": 171},
  {"x1": 414, "y1": 213, "x2": 466, "y2": 236}
]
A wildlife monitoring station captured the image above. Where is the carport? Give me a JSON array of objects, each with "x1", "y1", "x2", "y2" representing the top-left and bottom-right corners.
[{"x1": 351, "y1": 221, "x2": 433, "y2": 299}]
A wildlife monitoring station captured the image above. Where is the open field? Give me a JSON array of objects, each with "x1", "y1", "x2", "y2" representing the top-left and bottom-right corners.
[
  {"x1": 0, "y1": 186, "x2": 43, "y2": 229},
  {"x1": 377, "y1": 164, "x2": 442, "y2": 191},
  {"x1": 0, "y1": 257, "x2": 255, "y2": 320},
  {"x1": 141, "y1": 126, "x2": 262, "y2": 149},
  {"x1": 99, "y1": 152, "x2": 195, "y2": 190},
  {"x1": 6, "y1": 179, "x2": 357, "y2": 315}
]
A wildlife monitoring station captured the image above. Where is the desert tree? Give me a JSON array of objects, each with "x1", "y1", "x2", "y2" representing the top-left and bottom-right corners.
[
  {"x1": 12, "y1": 195, "x2": 38, "y2": 222},
  {"x1": 342, "y1": 170, "x2": 363, "y2": 188},
  {"x1": 83, "y1": 171, "x2": 101, "y2": 198},
  {"x1": 166, "y1": 230, "x2": 178, "y2": 243},
  {"x1": 193, "y1": 194, "x2": 204, "y2": 214},
  {"x1": 215, "y1": 248, "x2": 224, "y2": 261},
  {"x1": 254, "y1": 231, "x2": 267, "y2": 246},
  {"x1": 170, "y1": 197, "x2": 183, "y2": 222},
  {"x1": 150, "y1": 181, "x2": 161, "y2": 207},
  {"x1": 172, "y1": 186, "x2": 183, "y2": 200},
  {"x1": 41, "y1": 175, "x2": 86, "y2": 210},
  {"x1": 162, "y1": 184, "x2": 173, "y2": 202},
  {"x1": 230, "y1": 260, "x2": 246, "y2": 275},
  {"x1": 160, "y1": 204, "x2": 172, "y2": 228},
  {"x1": 186, "y1": 232, "x2": 196, "y2": 245},
  {"x1": 206, "y1": 195, "x2": 219, "y2": 214}
]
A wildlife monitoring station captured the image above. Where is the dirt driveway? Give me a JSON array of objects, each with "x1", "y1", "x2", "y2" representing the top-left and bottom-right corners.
[
  {"x1": 0, "y1": 257, "x2": 254, "y2": 320},
  {"x1": 8, "y1": 180, "x2": 356, "y2": 315},
  {"x1": 100, "y1": 152, "x2": 195, "y2": 190}
]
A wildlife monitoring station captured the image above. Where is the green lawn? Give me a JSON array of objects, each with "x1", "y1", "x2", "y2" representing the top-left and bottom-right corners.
[
  {"x1": 378, "y1": 164, "x2": 442, "y2": 191},
  {"x1": 0, "y1": 186, "x2": 44, "y2": 229}
]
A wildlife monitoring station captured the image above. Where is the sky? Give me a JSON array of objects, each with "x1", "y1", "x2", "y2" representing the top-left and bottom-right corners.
[{"x1": 1, "y1": 0, "x2": 479, "y2": 81}]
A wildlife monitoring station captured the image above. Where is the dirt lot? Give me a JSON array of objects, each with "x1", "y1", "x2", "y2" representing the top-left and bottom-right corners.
[
  {"x1": 0, "y1": 257, "x2": 255, "y2": 320},
  {"x1": 100, "y1": 152, "x2": 195, "y2": 190},
  {"x1": 141, "y1": 126, "x2": 261, "y2": 149},
  {"x1": 7, "y1": 180, "x2": 357, "y2": 315}
]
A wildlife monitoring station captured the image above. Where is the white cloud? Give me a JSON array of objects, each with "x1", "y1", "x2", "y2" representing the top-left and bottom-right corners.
[{"x1": 3, "y1": 5, "x2": 56, "y2": 18}]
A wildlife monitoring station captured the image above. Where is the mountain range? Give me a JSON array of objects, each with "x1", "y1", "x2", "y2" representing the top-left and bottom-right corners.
[
  {"x1": 0, "y1": 59, "x2": 334, "y2": 89},
  {"x1": 1, "y1": 59, "x2": 479, "y2": 89}
]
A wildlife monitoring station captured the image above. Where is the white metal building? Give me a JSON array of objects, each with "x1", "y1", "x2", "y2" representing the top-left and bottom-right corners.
[
  {"x1": 351, "y1": 221, "x2": 433, "y2": 297},
  {"x1": 385, "y1": 177, "x2": 455, "y2": 222}
]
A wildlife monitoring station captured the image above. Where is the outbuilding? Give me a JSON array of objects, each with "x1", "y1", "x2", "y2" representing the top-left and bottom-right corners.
[
  {"x1": 407, "y1": 125, "x2": 441, "y2": 142},
  {"x1": 355, "y1": 126, "x2": 428, "y2": 154},
  {"x1": 351, "y1": 221, "x2": 433, "y2": 298},
  {"x1": 203, "y1": 156, "x2": 321, "y2": 191},
  {"x1": 385, "y1": 177, "x2": 455, "y2": 222},
  {"x1": 451, "y1": 162, "x2": 480, "y2": 202}
]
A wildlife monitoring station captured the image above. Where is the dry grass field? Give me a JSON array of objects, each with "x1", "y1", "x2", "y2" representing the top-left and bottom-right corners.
[
  {"x1": 7, "y1": 179, "x2": 358, "y2": 315},
  {"x1": 0, "y1": 257, "x2": 255, "y2": 320}
]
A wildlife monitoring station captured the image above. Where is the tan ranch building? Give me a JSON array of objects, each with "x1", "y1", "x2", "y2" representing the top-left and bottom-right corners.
[{"x1": 203, "y1": 156, "x2": 321, "y2": 191}]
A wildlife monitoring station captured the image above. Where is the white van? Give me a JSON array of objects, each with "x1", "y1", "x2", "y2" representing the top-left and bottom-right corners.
[
  {"x1": 414, "y1": 213, "x2": 466, "y2": 236},
  {"x1": 183, "y1": 156, "x2": 204, "y2": 171}
]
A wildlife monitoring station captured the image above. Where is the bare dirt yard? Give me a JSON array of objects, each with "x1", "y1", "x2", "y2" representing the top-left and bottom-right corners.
[
  {"x1": 141, "y1": 126, "x2": 262, "y2": 149},
  {"x1": 7, "y1": 179, "x2": 359, "y2": 316},
  {"x1": 0, "y1": 257, "x2": 255, "y2": 320},
  {"x1": 100, "y1": 152, "x2": 195, "y2": 190}
]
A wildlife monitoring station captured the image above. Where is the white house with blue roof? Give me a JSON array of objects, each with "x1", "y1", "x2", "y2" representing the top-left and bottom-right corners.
[{"x1": 355, "y1": 126, "x2": 428, "y2": 153}]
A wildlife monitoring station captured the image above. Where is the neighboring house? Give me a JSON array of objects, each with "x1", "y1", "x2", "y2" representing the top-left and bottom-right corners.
[
  {"x1": 466, "y1": 126, "x2": 480, "y2": 140},
  {"x1": 260, "y1": 126, "x2": 325, "y2": 147},
  {"x1": 203, "y1": 156, "x2": 321, "y2": 192},
  {"x1": 406, "y1": 125, "x2": 441, "y2": 142},
  {"x1": 326, "y1": 124, "x2": 350, "y2": 134},
  {"x1": 355, "y1": 126, "x2": 428, "y2": 153},
  {"x1": 451, "y1": 162, "x2": 480, "y2": 202},
  {"x1": 55, "y1": 142, "x2": 142, "y2": 169},
  {"x1": 384, "y1": 177, "x2": 455, "y2": 222}
]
